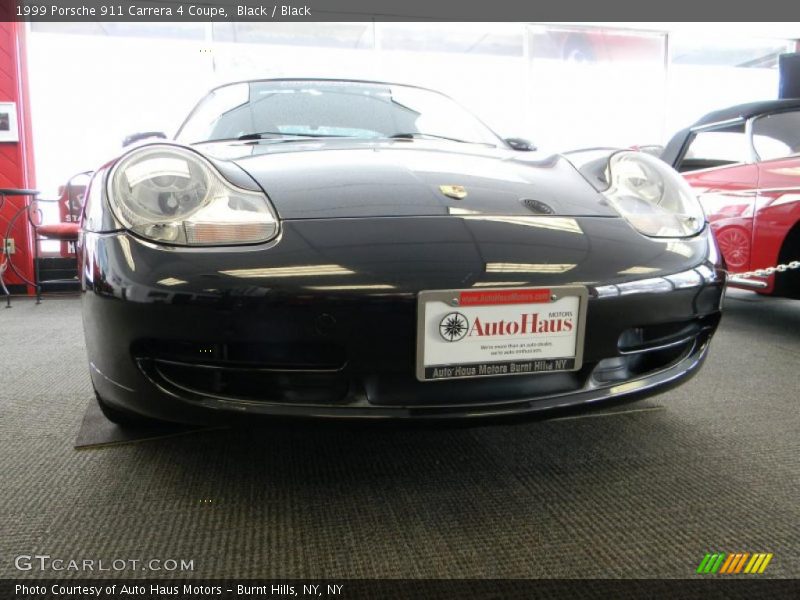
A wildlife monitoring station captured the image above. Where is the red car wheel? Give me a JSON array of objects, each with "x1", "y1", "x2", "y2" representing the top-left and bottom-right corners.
[{"x1": 716, "y1": 227, "x2": 750, "y2": 270}]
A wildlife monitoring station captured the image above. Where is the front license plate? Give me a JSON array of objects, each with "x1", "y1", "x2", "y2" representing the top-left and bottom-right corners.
[{"x1": 416, "y1": 286, "x2": 587, "y2": 381}]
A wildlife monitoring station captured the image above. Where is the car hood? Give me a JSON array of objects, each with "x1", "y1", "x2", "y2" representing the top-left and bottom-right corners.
[{"x1": 199, "y1": 140, "x2": 617, "y2": 220}]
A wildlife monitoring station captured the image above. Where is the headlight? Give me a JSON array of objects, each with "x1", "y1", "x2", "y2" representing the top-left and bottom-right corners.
[
  {"x1": 603, "y1": 151, "x2": 705, "y2": 238},
  {"x1": 108, "y1": 145, "x2": 279, "y2": 245}
]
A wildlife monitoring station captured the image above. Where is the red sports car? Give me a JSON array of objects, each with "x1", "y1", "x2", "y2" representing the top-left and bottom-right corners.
[{"x1": 662, "y1": 99, "x2": 800, "y2": 297}]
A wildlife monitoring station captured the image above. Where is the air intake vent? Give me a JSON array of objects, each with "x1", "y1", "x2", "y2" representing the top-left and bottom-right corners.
[{"x1": 521, "y1": 198, "x2": 555, "y2": 214}]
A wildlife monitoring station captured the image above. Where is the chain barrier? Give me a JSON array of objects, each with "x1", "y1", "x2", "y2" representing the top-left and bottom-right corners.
[{"x1": 726, "y1": 260, "x2": 800, "y2": 279}]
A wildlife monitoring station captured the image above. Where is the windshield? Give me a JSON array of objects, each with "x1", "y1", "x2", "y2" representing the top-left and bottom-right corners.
[{"x1": 176, "y1": 80, "x2": 501, "y2": 146}]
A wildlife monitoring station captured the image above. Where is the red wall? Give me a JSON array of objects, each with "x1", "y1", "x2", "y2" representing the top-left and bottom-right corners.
[{"x1": 0, "y1": 19, "x2": 36, "y2": 290}]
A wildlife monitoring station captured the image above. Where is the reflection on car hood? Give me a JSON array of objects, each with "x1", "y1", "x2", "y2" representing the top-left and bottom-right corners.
[{"x1": 198, "y1": 139, "x2": 616, "y2": 220}]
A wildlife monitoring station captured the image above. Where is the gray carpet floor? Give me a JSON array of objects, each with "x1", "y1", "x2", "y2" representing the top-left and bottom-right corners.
[{"x1": 0, "y1": 291, "x2": 798, "y2": 579}]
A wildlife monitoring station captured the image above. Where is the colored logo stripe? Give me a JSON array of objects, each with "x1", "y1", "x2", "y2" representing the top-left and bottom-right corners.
[
  {"x1": 697, "y1": 553, "x2": 726, "y2": 574},
  {"x1": 698, "y1": 552, "x2": 773, "y2": 574},
  {"x1": 748, "y1": 553, "x2": 773, "y2": 574},
  {"x1": 727, "y1": 553, "x2": 749, "y2": 574}
]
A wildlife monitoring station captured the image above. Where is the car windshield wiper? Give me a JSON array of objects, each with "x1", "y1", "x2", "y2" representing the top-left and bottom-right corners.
[
  {"x1": 389, "y1": 132, "x2": 495, "y2": 147},
  {"x1": 236, "y1": 131, "x2": 353, "y2": 141}
]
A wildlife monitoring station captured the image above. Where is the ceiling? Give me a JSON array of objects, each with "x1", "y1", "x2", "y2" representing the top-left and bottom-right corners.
[{"x1": 560, "y1": 22, "x2": 800, "y2": 40}]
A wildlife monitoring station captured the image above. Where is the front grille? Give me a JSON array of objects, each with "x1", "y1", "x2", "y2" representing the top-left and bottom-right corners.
[
  {"x1": 617, "y1": 319, "x2": 708, "y2": 354},
  {"x1": 133, "y1": 339, "x2": 348, "y2": 404},
  {"x1": 592, "y1": 317, "x2": 719, "y2": 384},
  {"x1": 133, "y1": 315, "x2": 718, "y2": 409},
  {"x1": 147, "y1": 359, "x2": 349, "y2": 405},
  {"x1": 133, "y1": 339, "x2": 346, "y2": 370},
  {"x1": 617, "y1": 314, "x2": 719, "y2": 354},
  {"x1": 592, "y1": 341, "x2": 694, "y2": 384},
  {"x1": 363, "y1": 368, "x2": 592, "y2": 407}
]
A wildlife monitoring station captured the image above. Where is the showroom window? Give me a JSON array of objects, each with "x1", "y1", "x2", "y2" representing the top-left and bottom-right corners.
[
  {"x1": 665, "y1": 35, "x2": 794, "y2": 140},
  {"x1": 752, "y1": 110, "x2": 800, "y2": 161},
  {"x1": 30, "y1": 22, "x2": 205, "y2": 40},
  {"x1": 212, "y1": 22, "x2": 375, "y2": 49},
  {"x1": 380, "y1": 23, "x2": 524, "y2": 56}
]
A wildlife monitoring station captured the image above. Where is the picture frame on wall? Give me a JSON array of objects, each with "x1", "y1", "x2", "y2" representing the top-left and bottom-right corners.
[{"x1": 0, "y1": 102, "x2": 19, "y2": 142}]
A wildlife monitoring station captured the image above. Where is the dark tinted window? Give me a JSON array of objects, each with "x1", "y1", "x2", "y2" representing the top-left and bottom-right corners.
[{"x1": 177, "y1": 81, "x2": 500, "y2": 145}]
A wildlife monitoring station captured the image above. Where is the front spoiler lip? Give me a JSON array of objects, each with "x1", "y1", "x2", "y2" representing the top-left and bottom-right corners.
[{"x1": 134, "y1": 337, "x2": 710, "y2": 421}]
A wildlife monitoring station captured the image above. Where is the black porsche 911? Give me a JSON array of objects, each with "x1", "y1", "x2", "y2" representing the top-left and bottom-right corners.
[{"x1": 80, "y1": 78, "x2": 725, "y2": 426}]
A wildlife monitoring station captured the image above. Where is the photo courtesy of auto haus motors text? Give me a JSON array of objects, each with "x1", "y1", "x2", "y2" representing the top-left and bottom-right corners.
[{"x1": 13, "y1": 583, "x2": 344, "y2": 598}]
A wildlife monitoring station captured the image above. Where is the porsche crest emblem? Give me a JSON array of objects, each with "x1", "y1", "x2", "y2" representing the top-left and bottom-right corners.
[{"x1": 439, "y1": 185, "x2": 468, "y2": 200}]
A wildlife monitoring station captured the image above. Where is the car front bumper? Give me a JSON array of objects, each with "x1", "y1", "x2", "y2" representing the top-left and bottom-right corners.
[{"x1": 81, "y1": 216, "x2": 725, "y2": 424}]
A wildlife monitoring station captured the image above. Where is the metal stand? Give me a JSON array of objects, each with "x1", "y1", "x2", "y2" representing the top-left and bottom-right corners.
[{"x1": 0, "y1": 188, "x2": 41, "y2": 307}]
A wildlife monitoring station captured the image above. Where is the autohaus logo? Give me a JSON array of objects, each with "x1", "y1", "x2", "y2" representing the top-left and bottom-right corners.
[
  {"x1": 439, "y1": 311, "x2": 574, "y2": 342},
  {"x1": 439, "y1": 312, "x2": 469, "y2": 342}
]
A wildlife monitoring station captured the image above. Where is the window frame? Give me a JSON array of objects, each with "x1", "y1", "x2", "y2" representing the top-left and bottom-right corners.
[
  {"x1": 749, "y1": 108, "x2": 800, "y2": 163},
  {"x1": 674, "y1": 117, "x2": 757, "y2": 172}
]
